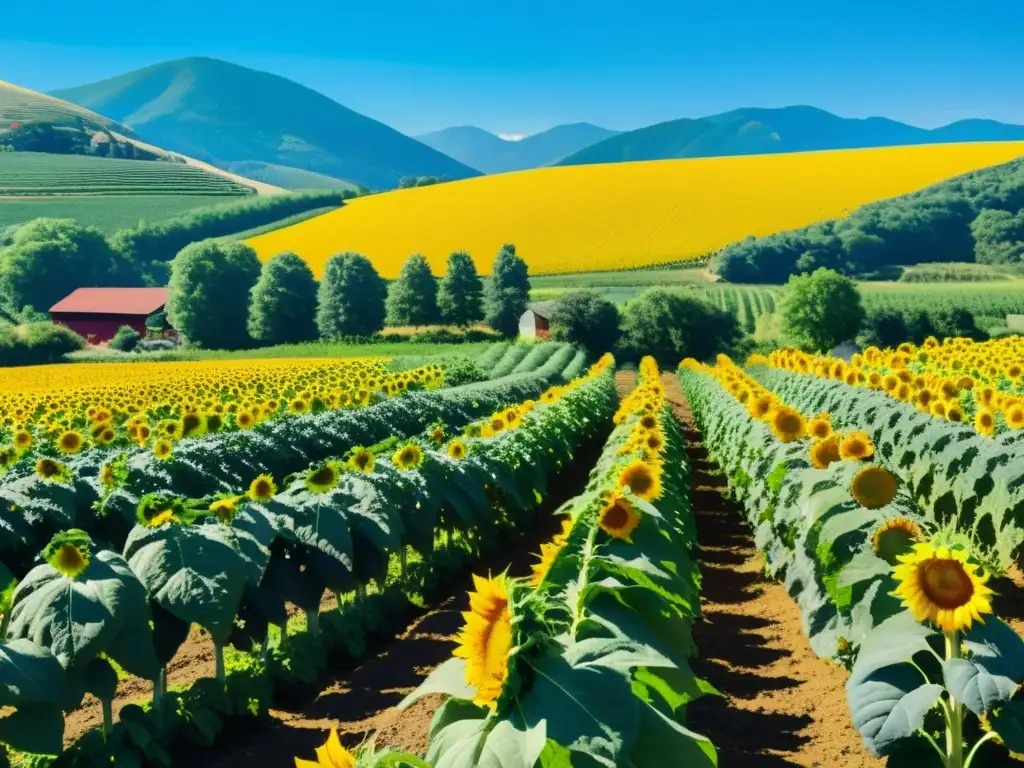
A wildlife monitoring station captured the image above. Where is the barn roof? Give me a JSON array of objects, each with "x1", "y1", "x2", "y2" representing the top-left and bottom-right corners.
[
  {"x1": 526, "y1": 301, "x2": 558, "y2": 320},
  {"x1": 50, "y1": 287, "x2": 168, "y2": 315}
]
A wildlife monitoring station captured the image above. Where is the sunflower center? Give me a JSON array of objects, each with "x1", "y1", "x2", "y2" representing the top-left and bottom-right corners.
[
  {"x1": 920, "y1": 559, "x2": 974, "y2": 609},
  {"x1": 603, "y1": 502, "x2": 629, "y2": 530}
]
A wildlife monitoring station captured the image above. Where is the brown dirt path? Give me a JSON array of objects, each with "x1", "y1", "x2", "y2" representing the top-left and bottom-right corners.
[{"x1": 663, "y1": 372, "x2": 882, "y2": 767}]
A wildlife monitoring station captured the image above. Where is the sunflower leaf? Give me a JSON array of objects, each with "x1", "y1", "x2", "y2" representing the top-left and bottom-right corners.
[
  {"x1": 943, "y1": 618, "x2": 1024, "y2": 716},
  {"x1": 399, "y1": 657, "x2": 477, "y2": 710}
]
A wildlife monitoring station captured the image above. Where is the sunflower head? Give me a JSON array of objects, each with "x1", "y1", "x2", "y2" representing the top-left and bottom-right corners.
[
  {"x1": 452, "y1": 573, "x2": 513, "y2": 710},
  {"x1": 839, "y1": 431, "x2": 875, "y2": 461},
  {"x1": 137, "y1": 494, "x2": 185, "y2": 528},
  {"x1": 617, "y1": 459, "x2": 661, "y2": 501},
  {"x1": 393, "y1": 443, "x2": 423, "y2": 471},
  {"x1": 347, "y1": 447, "x2": 375, "y2": 473},
  {"x1": 769, "y1": 406, "x2": 806, "y2": 443},
  {"x1": 209, "y1": 495, "x2": 243, "y2": 524},
  {"x1": 248, "y1": 474, "x2": 278, "y2": 501},
  {"x1": 294, "y1": 727, "x2": 356, "y2": 768},
  {"x1": 56, "y1": 430, "x2": 85, "y2": 455},
  {"x1": 809, "y1": 434, "x2": 842, "y2": 470},
  {"x1": 598, "y1": 494, "x2": 642, "y2": 541},
  {"x1": 892, "y1": 542, "x2": 994, "y2": 632},
  {"x1": 13, "y1": 429, "x2": 32, "y2": 452},
  {"x1": 44, "y1": 529, "x2": 92, "y2": 579},
  {"x1": 35, "y1": 457, "x2": 70, "y2": 483},
  {"x1": 306, "y1": 462, "x2": 341, "y2": 494},
  {"x1": 872, "y1": 517, "x2": 924, "y2": 565},
  {"x1": 153, "y1": 439, "x2": 174, "y2": 461},
  {"x1": 447, "y1": 439, "x2": 467, "y2": 461},
  {"x1": 808, "y1": 414, "x2": 832, "y2": 440},
  {"x1": 850, "y1": 465, "x2": 898, "y2": 509}
]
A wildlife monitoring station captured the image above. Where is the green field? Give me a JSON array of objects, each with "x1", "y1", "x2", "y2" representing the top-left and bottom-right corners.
[
  {"x1": 0, "y1": 152, "x2": 253, "y2": 196},
  {"x1": 859, "y1": 280, "x2": 1024, "y2": 328},
  {"x1": 0, "y1": 195, "x2": 258, "y2": 234},
  {"x1": 0, "y1": 80, "x2": 125, "y2": 132},
  {"x1": 225, "y1": 161, "x2": 362, "y2": 192}
]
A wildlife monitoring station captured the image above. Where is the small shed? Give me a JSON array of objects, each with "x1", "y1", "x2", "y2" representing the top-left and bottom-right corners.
[
  {"x1": 519, "y1": 301, "x2": 556, "y2": 339},
  {"x1": 50, "y1": 287, "x2": 170, "y2": 344}
]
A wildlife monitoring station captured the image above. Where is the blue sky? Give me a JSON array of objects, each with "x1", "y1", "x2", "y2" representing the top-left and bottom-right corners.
[{"x1": 2, "y1": 0, "x2": 1023, "y2": 137}]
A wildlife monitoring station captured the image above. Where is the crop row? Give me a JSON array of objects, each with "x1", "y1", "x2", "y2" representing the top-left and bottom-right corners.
[
  {"x1": 681, "y1": 355, "x2": 1024, "y2": 767},
  {"x1": 0, "y1": 353, "x2": 615, "y2": 764},
  {"x1": 384, "y1": 357, "x2": 718, "y2": 768}
]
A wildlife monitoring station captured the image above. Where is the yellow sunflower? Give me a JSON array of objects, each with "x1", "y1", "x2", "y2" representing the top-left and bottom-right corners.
[
  {"x1": 872, "y1": 517, "x2": 924, "y2": 565},
  {"x1": 248, "y1": 474, "x2": 277, "y2": 501},
  {"x1": 617, "y1": 459, "x2": 661, "y2": 501},
  {"x1": 809, "y1": 434, "x2": 842, "y2": 470},
  {"x1": 13, "y1": 429, "x2": 32, "y2": 452},
  {"x1": 747, "y1": 394, "x2": 774, "y2": 420},
  {"x1": 892, "y1": 543, "x2": 994, "y2": 632},
  {"x1": 56, "y1": 430, "x2": 85, "y2": 455},
  {"x1": 209, "y1": 495, "x2": 243, "y2": 523},
  {"x1": 35, "y1": 457, "x2": 66, "y2": 481},
  {"x1": 599, "y1": 494, "x2": 642, "y2": 541},
  {"x1": 839, "y1": 431, "x2": 875, "y2": 460},
  {"x1": 452, "y1": 574, "x2": 512, "y2": 709},
  {"x1": 769, "y1": 406, "x2": 806, "y2": 443},
  {"x1": 153, "y1": 439, "x2": 174, "y2": 461},
  {"x1": 347, "y1": 447, "x2": 375, "y2": 473},
  {"x1": 393, "y1": 443, "x2": 423, "y2": 471},
  {"x1": 808, "y1": 414, "x2": 832, "y2": 440},
  {"x1": 975, "y1": 409, "x2": 996, "y2": 437},
  {"x1": 294, "y1": 727, "x2": 356, "y2": 768},
  {"x1": 850, "y1": 465, "x2": 898, "y2": 509},
  {"x1": 447, "y1": 439, "x2": 467, "y2": 461}
]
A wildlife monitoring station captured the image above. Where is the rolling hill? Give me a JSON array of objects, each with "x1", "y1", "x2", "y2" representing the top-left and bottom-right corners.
[
  {"x1": 557, "y1": 106, "x2": 1024, "y2": 166},
  {"x1": 223, "y1": 161, "x2": 363, "y2": 193},
  {"x1": 416, "y1": 123, "x2": 619, "y2": 173},
  {"x1": 52, "y1": 57, "x2": 482, "y2": 190},
  {"x1": 244, "y1": 141, "x2": 1024, "y2": 278}
]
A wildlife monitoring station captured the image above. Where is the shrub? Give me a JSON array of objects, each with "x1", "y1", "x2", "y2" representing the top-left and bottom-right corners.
[
  {"x1": 248, "y1": 252, "x2": 319, "y2": 345},
  {"x1": 484, "y1": 244, "x2": 530, "y2": 338},
  {"x1": 167, "y1": 241, "x2": 262, "y2": 350},
  {"x1": 316, "y1": 252, "x2": 387, "y2": 339},
  {"x1": 781, "y1": 268, "x2": 865, "y2": 351},
  {"x1": 0, "y1": 322, "x2": 85, "y2": 367},
  {"x1": 619, "y1": 288, "x2": 740, "y2": 366},
  {"x1": 550, "y1": 291, "x2": 621, "y2": 355},
  {"x1": 109, "y1": 325, "x2": 142, "y2": 352}
]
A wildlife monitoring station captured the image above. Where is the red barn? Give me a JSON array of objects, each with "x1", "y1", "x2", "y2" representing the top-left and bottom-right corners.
[{"x1": 50, "y1": 287, "x2": 169, "y2": 344}]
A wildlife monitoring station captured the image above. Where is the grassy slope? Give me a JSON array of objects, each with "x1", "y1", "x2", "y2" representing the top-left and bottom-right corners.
[
  {"x1": 245, "y1": 142, "x2": 1024, "y2": 279},
  {"x1": 224, "y1": 161, "x2": 362, "y2": 192}
]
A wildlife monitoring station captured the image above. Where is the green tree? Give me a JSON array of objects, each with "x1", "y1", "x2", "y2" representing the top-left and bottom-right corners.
[
  {"x1": 316, "y1": 252, "x2": 387, "y2": 338},
  {"x1": 971, "y1": 209, "x2": 1024, "y2": 264},
  {"x1": 0, "y1": 218, "x2": 139, "y2": 315},
  {"x1": 484, "y1": 244, "x2": 530, "y2": 338},
  {"x1": 550, "y1": 291, "x2": 621, "y2": 354},
  {"x1": 437, "y1": 251, "x2": 484, "y2": 327},
  {"x1": 619, "y1": 289, "x2": 740, "y2": 366},
  {"x1": 166, "y1": 241, "x2": 261, "y2": 349},
  {"x1": 386, "y1": 253, "x2": 439, "y2": 326},
  {"x1": 248, "y1": 251, "x2": 318, "y2": 345},
  {"x1": 781, "y1": 268, "x2": 865, "y2": 351}
]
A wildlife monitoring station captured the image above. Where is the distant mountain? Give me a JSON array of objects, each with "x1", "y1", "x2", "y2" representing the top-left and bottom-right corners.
[
  {"x1": 416, "y1": 122, "x2": 619, "y2": 173},
  {"x1": 52, "y1": 57, "x2": 481, "y2": 190},
  {"x1": 557, "y1": 106, "x2": 1024, "y2": 166}
]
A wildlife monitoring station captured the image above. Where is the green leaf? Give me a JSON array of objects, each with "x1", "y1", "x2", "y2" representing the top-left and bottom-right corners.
[
  {"x1": 0, "y1": 702, "x2": 65, "y2": 755},
  {"x1": 427, "y1": 697, "x2": 489, "y2": 743},
  {"x1": 476, "y1": 717, "x2": 547, "y2": 768},
  {"x1": 943, "y1": 618, "x2": 1024, "y2": 716},
  {"x1": 563, "y1": 636, "x2": 674, "y2": 675},
  {"x1": 399, "y1": 657, "x2": 476, "y2": 710},
  {"x1": 991, "y1": 700, "x2": 1024, "y2": 752},
  {"x1": 0, "y1": 639, "x2": 66, "y2": 707},
  {"x1": 837, "y1": 549, "x2": 892, "y2": 589},
  {"x1": 627, "y1": 700, "x2": 717, "y2": 768},
  {"x1": 426, "y1": 717, "x2": 488, "y2": 768}
]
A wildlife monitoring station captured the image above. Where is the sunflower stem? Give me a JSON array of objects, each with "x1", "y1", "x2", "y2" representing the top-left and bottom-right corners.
[
  {"x1": 963, "y1": 731, "x2": 997, "y2": 768},
  {"x1": 400, "y1": 545, "x2": 408, "y2": 583},
  {"x1": 569, "y1": 524, "x2": 599, "y2": 640},
  {"x1": 101, "y1": 698, "x2": 113, "y2": 741},
  {"x1": 945, "y1": 629, "x2": 964, "y2": 768},
  {"x1": 215, "y1": 641, "x2": 226, "y2": 684},
  {"x1": 307, "y1": 607, "x2": 320, "y2": 639},
  {"x1": 152, "y1": 667, "x2": 166, "y2": 723}
]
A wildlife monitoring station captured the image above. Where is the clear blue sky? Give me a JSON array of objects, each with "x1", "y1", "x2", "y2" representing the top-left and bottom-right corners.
[{"x1": 2, "y1": 0, "x2": 1023, "y2": 137}]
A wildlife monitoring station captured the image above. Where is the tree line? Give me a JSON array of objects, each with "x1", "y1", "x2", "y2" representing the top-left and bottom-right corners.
[
  {"x1": 166, "y1": 243, "x2": 532, "y2": 349},
  {"x1": 713, "y1": 157, "x2": 1024, "y2": 283}
]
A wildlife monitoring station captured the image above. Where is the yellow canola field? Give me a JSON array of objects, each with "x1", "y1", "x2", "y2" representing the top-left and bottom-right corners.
[{"x1": 246, "y1": 142, "x2": 1024, "y2": 278}]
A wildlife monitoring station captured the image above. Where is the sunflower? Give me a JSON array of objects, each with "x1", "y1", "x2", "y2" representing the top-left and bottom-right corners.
[
  {"x1": 248, "y1": 474, "x2": 277, "y2": 501},
  {"x1": 808, "y1": 414, "x2": 832, "y2": 440},
  {"x1": 1006, "y1": 405, "x2": 1024, "y2": 430},
  {"x1": 153, "y1": 439, "x2": 174, "y2": 461},
  {"x1": 35, "y1": 457, "x2": 67, "y2": 481},
  {"x1": 447, "y1": 439, "x2": 467, "y2": 460},
  {"x1": 530, "y1": 516, "x2": 574, "y2": 586},
  {"x1": 13, "y1": 429, "x2": 32, "y2": 452},
  {"x1": 236, "y1": 411, "x2": 256, "y2": 430},
  {"x1": 892, "y1": 543, "x2": 994, "y2": 632},
  {"x1": 452, "y1": 574, "x2": 512, "y2": 709},
  {"x1": 809, "y1": 434, "x2": 842, "y2": 470},
  {"x1": 975, "y1": 409, "x2": 996, "y2": 437},
  {"x1": 294, "y1": 727, "x2": 356, "y2": 768},
  {"x1": 839, "y1": 431, "x2": 875, "y2": 460},
  {"x1": 209, "y1": 495, "x2": 243, "y2": 523},
  {"x1": 393, "y1": 443, "x2": 423, "y2": 471},
  {"x1": 99, "y1": 462, "x2": 117, "y2": 488},
  {"x1": 643, "y1": 430, "x2": 665, "y2": 454},
  {"x1": 747, "y1": 394, "x2": 774, "y2": 420},
  {"x1": 56, "y1": 430, "x2": 85, "y2": 455},
  {"x1": 306, "y1": 462, "x2": 341, "y2": 494},
  {"x1": 43, "y1": 530, "x2": 91, "y2": 579},
  {"x1": 617, "y1": 459, "x2": 661, "y2": 501},
  {"x1": 850, "y1": 465, "x2": 897, "y2": 509},
  {"x1": 872, "y1": 517, "x2": 924, "y2": 565},
  {"x1": 769, "y1": 406, "x2": 806, "y2": 443},
  {"x1": 639, "y1": 414, "x2": 658, "y2": 430},
  {"x1": 348, "y1": 447, "x2": 375, "y2": 473},
  {"x1": 599, "y1": 494, "x2": 642, "y2": 541}
]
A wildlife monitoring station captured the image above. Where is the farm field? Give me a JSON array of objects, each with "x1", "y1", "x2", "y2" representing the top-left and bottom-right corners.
[
  {"x1": 245, "y1": 142, "x2": 1024, "y2": 278},
  {"x1": 2, "y1": 336, "x2": 1024, "y2": 767}
]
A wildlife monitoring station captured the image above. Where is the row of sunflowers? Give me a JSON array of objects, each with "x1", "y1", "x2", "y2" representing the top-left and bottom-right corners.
[
  {"x1": 680, "y1": 354, "x2": 1024, "y2": 768},
  {"x1": 0, "y1": 354, "x2": 618, "y2": 765},
  {"x1": 338, "y1": 357, "x2": 720, "y2": 768}
]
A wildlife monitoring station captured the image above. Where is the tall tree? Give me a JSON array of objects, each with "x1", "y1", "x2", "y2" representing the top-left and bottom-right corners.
[
  {"x1": 550, "y1": 291, "x2": 621, "y2": 354},
  {"x1": 781, "y1": 267, "x2": 865, "y2": 352},
  {"x1": 248, "y1": 251, "x2": 318, "y2": 345},
  {"x1": 484, "y1": 244, "x2": 530, "y2": 338},
  {"x1": 437, "y1": 251, "x2": 484, "y2": 328},
  {"x1": 317, "y1": 252, "x2": 387, "y2": 338},
  {"x1": 167, "y1": 241, "x2": 261, "y2": 349},
  {"x1": 0, "y1": 218, "x2": 139, "y2": 316},
  {"x1": 386, "y1": 253, "x2": 439, "y2": 326}
]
